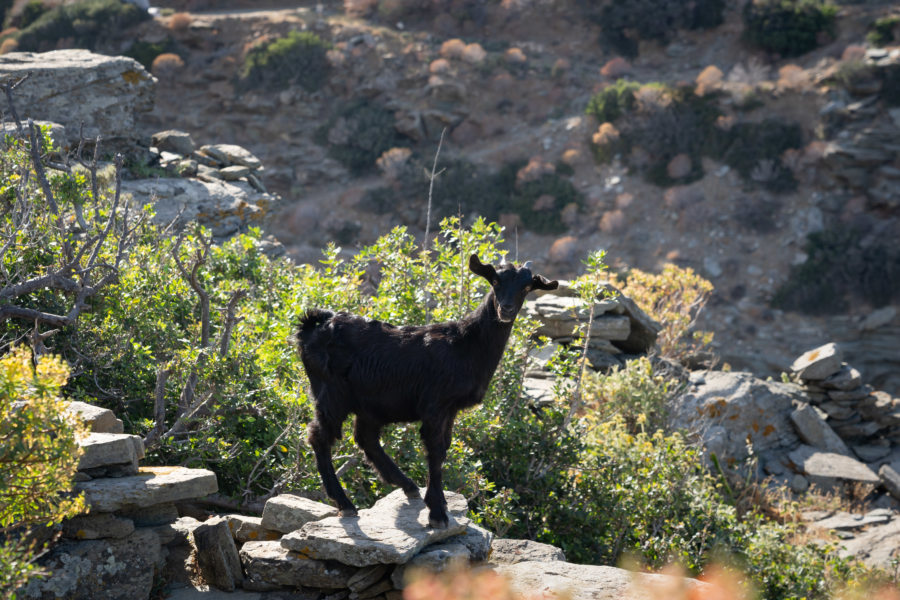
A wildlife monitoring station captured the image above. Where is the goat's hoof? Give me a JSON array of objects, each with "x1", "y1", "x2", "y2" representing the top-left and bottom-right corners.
[
  {"x1": 428, "y1": 514, "x2": 449, "y2": 529},
  {"x1": 338, "y1": 508, "x2": 358, "y2": 518}
]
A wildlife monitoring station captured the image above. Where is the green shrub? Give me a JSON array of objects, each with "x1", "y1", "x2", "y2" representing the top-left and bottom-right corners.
[
  {"x1": 718, "y1": 119, "x2": 803, "y2": 192},
  {"x1": 867, "y1": 15, "x2": 899, "y2": 48},
  {"x1": 581, "y1": 0, "x2": 725, "y2": 57},
  {"x1": 315, "y1": 99, "x2": 408, "y2": 175},
  {"x1": 742, "y1": 0, "x2": 837, "y2": 57},
  {"x1": 773, "y1": 226, "x2": 900, "y2": 314},
  {"x1": 585, "y1": 79, "x2": 641, "y2": 123},
  {"x1": 124, "y1": 38, "x2": 178, "y2": 70},
  {"x1": 4, "y1": 0, "x2": 44, "y2": 29},
  {"x1": 240, "y1": 31, "x2": 331, "y2": 92},
  {"x1": 14, "y1": 0, "x2": 149, "y2": 52}
]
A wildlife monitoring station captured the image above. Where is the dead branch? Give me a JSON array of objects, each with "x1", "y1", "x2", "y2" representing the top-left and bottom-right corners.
[
  {"x1": 143, "y1": 366, "x2": 172, "y2": 448},
  {"x1": 218, "y1": 289, "x2": 248, "y2": 357}
]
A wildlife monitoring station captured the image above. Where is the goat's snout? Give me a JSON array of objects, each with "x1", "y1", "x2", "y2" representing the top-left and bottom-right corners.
[{"x1": 497, "y1": 303, "x2": 518, "y2": 322}]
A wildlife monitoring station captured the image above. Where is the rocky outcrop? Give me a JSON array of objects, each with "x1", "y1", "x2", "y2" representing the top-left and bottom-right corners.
[{"x1": 0, "y1": 50, "x2": 156, "y2": 154}]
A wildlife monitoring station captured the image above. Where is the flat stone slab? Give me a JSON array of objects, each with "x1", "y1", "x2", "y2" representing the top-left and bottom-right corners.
[
  {"x1": 78, "y1": 432, "x2": 144, "y2": 471},
  {"x1": 75, "y1": 466, "x2": 218, "y2": 512},
  {"x1": 495, "y1": 561, "x2": 708, "y2": 600},
  {"x1": 812, "y1": 510, "x2": 892, "y2": 531},
  {"x1": 62, "y1": 513, "x2": 134, "y2": 540},
  {"x1": 490, "y1": 538, "x2": 566, "y2": 564},
  {"x1": 225, "y1": 515, "x2": 281, "y2": 543},
  {"x1": 791, "y1": 343, "x2": 843, "y2": 381},
  {"x1": 788, "y1": 445, "x2": 880, "y2": 486},
  {"x1": 281, "y1": 489, "x2": 468, "y2": 567},
  {"x1": 239, "y1": 541, "x2": 356, "y2": 589},
  {"x1": 65, "y1": 401, "x2": 124, "y2": 434},
  {"x1": 789, "y1": 405, "x2": 851, "y2": 456},
  {"x1": 261, "y1": 494, "x2": 338, "y2": 533}
]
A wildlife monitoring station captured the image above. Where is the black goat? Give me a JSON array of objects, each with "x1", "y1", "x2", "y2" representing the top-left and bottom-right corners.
[{"x1": 297, "y1": 254, "x2": 558, "y2": 528}]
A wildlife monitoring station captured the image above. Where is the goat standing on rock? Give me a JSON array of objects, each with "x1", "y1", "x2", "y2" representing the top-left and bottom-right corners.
[{"x1": 297, "y1": 254, "x2": 558, "y2": 529}]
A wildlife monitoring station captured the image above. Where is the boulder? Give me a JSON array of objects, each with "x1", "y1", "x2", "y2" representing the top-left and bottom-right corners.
[
  {"x1": 152, "y1": 130, "x2": 195, "y2": 156},
  {"x1": 821, "y1": 365, "x2": 862, "y2": 391},
  {"x1": 121, "y1": 177, "x2": 276, "y2": 239},
  {"x1": 220, "y1": 165, "x2": 251, "y2": 181},
  {"x1": 454, "y1": 522, "x2": 494, "y2": 562},
  {"x1": 281, "y1": 489, "x2": 469, "y2": 567},
  {"x1": 836, "y1": 518, "x2": 900, "y2": 570},
  {"x1": 879, "y1": 464, "x2": 900, "y2": 501},
  {"x1": 670, "y1": 371, "x2": 804, "y2": 464},
  {"x1": 199, "y1": 144, "x2": 262, "y2": 169},
  {"x1": 75, "y1": 466, "x2": 218, "y2": 512},
  {"x1": 810, "y1": 510, "x2": 892, "y2": 531},
  {"x1": 490, "y1": 538, "x2": 566, "y2": 564},
  {"x1": 225, "y1": 514, "x2": 281, "y2": 543},
  {"x1": 0, "y1": 50, "x2": 155, "y2": 153},
  {"x1": 608, "y1": 289, "x2": 663, "y2": 353},
  {"x1": 239, "y1": 541, "x2": 356, "y2": 589},
  {"x1": 261, "y1": 494, "x2": 338, "y2": 533},
  {"x1": 494, "y1": 561, "x2": 707, "y2": 600},
  {"x1": 789, "y1": 404, "x2": 852, "y2": 456},
  {"x1": 117, "y1": 503, "x2": 179, "y2": 527},
  {"x1": 791, "y1": 343, "x2": 843, "y2": 381},
  {"x1": 19, "y1": 528, "x2": 161, "y2": 600},
  {"x1": 192, "y1": 516, "x2": 243, "y2": 592},
  {"x1": 391, "y1": 542, "x2": 470, "y2": 588},
  {"x1": 64, "y1": 401, "x2": 124, "y2": 434},
  {"x1": 788, "y1": 445, "x2": 881, "y2": 489}
]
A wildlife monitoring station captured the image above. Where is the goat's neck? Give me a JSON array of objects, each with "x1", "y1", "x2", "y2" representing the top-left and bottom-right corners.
[{"x1": 464, "y1": 290, "x2": 515, "y2": 367}]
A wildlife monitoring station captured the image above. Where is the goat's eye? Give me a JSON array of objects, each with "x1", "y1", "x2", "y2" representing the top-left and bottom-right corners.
[{"x1": 491, "y1": 280, "x2": 499, "y2": 286}]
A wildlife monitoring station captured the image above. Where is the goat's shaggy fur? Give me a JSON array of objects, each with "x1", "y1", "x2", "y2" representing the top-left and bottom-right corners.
[{"x1": 297, "y1": 254, "x2": 557, "y2": 528}]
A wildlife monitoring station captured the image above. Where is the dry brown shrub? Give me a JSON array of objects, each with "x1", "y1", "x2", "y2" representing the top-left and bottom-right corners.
[
  {"x1": 667, "y1": 154, "x2": 693, "y2": 179},
  {"x1": 504, "y1": 47, "x2": 526, "y2": 64},
  {"x1": 635, "y1": 84, "x2": 672, "y2": 111},
  {"x1": 0, "y1": 38, "x2": 19, "y2": 55},
  {"x1": 600, "y1": 209, "x2": 625, "y2": 233},
  {"x1": 695, "y1": 65, "x2": 723, "y2": 96},
  {"x1": 439, "y1": 38, "x2": 466, "y2": 60},
  {"x1": 152, "y1": 53, "x2": 185, "y2": 77},
  {"x1": 777, "y1": 64, "x2": 810, "y2": 92},
  {"x1": 664, "y1": 186, "x2": 703, "y2": 210},
  {"x1": 168, "y1": 12, "x2": 192, "y2": 31},
  {"x1": 344, "y1": 0, "x2": 377, "y2": 16},
  {"x1": 375, "y1": 147, "x2": 412, "y2": 181},
  {"x1": 429, "y1": 58, "x2": 450, "y2": 74},
  {"x1": 532, "y1": 194, "x2": 555, "y2": 211},
  {"x1": 561, "y1": 148, "x2": 581, "y2": 165},
  {"x1": 600, "y1": 56, "x2": 631, "y2": 78},
  {"x1": 551, "y1": 58, "x2": 570, "y2": 77},
  {"x1": 516, "y1": 157, "x2": 555, "y2": 184},
  {"x1": 841, "y1": 44, "x2": 866, "y2": 62},
  {"x1": 592, "y1": 122, "x2": 620, "y2": 146},
  {"x1": 461, "y1": 43, "x2": 486, "y2": 64},
  {"x1": 615, "y1": 192, "x2": 633, "y2": 209},
  {"x1": 548, "y1": 235, "x2": 578, "y2": 262}
]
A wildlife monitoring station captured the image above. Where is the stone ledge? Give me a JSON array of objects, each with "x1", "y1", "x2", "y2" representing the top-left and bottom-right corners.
[{"x1": 75, "y1": 466, "x2": 218, "y2": 512}]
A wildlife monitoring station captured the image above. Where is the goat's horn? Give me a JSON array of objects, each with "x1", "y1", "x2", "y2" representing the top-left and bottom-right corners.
[{"x1": 522, "y1": 261, "x2": 533, "y2": 271}]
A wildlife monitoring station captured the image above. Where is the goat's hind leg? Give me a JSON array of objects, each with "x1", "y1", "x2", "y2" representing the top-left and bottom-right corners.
[
  {"x1": 354, "y1": 416, "x2": 420, "y2": 499},
  {"x1": 421, "y1": 419, "x2": 452, "y2": 529},
  {"x1": 308, "y1": 404, "x2": 357, "y2": 517}
]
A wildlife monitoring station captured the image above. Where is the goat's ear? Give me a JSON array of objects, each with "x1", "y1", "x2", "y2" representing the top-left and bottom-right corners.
[
  {"x1": 531, "y1": 274, "x2": 559, "y2": 291},
  {"x1": 469, "y1": 254, "x2": 497, "y2": 282}
]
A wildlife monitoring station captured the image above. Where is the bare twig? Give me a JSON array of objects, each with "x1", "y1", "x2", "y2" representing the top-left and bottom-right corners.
[
  {"x1": 143, "y1": 366, "x2": 172, "y2": 448},
  {"x1": 218, "y1": 289, "x2": 248, "y2": 357},
  {"x1": 423, "y1": 128, "x2": 446, "y2": 252}
]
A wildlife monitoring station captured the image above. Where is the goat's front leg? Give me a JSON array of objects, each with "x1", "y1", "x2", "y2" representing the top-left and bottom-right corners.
[
  {"x1": 308, "y1": 415, "x2": 357, "y2": 517},
  {"x1": 420, "y1": 419, "x2": 452, "y2": 529},
  {"x1": 354, "y1": 416, "x2": 420, "y2": 498}
]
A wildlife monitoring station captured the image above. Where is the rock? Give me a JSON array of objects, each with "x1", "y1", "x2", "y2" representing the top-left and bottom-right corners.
[
  {"x1": 281, "y1": 489, "x2": 469, "y2": 567},
  {"x1": 827, "y1": 385, "x2": 873, "y2": 402},
  {"x1": 20, "y1": 528, "x2": 161, "y2": 600},
  {"x1": 392, "y1": 542, "x2": 470, "y2": 588},
  {"x1": 852, "y1": 444, "x2": 891, "y2": 462},
  {"x1": 860, "y1": 306, "x2": 896, "y2": 331},
  {"x1": 78, "y1": 432, "x2": 144, "y2": 472},
  {"x1": 64, "y1": 401, "x2": 124, "y2": 434},
  {"x1": 606, "y1": 288, "x2": 662, "y2": 353},
  {"x1": 522, "y1": 377, "x2": 556, "y2": 407},
  {"x1": 670, "y1": 371, "x2": 804, "y2": 465},
  {"x1": 1, "y1": 120, "x2": 66, "y2": 152},
  {"x1": 239, "y1": 540, "x2": 356, "y2": 589},
  {"x1": 62, "y1": 513, "x2": 135, "y2": 540},
  {"x1": 454, "y1": 522, "x2": 494, "y2": 562},
  {"x1": 219, "y1": 165, "x2": 251, "y2": 181},
  {"x1": 261, "y1": 494, "x2": 338, "y2": 533},
  {"x1": 879, "y1": 464, "x2": 900, "y2": 501},
  {"x1": 121, "y1": 177, "x2": 275, "y2": 239},
  {"x1": 165, "y1": 586, "x2": 264, "y2": 600},
  {"x1": 788, "y1": 445, "x2": 880, "y2": 489},
  {"x1": 117, "y1": 502, "x2": 179, "y2": 527},
  {"x1": 791, "y1": 343, "x2": 843, "y2": 381},
  {"x1": 820, "y1": 365, "x2": 862, "y2": 391},
  {"x1": 811, "y1": 510, "x2": 892, "y2": 531},
  {"x1": 525, "y1": 295, "x2": 630, "y2": 340},
  {"x1": 192, "y1": 516, "x2": 243, "y2": 592},
  {"x1": 791, "y1": 473, "x2": 810, "y2": 493},
  {"x1": 490, "y1": 538, "x2": 566, "y2": 564},
  {"x1": 818, "y1": 401, "x2": 856, "y2": 421},
  {"x1": 225, "y1": 514, "x2": 280, "y2": 543},
  {"x1": 176, "y1": 159, "x2": 198, "y2": 177},
  {"x1": 349, "y1": 565, "x2": 391, "y2": 592},
  {"x1": 0, "y1": 50, "x2": 155, "y2": 154},
  {"x1": 164, "y1": 516, "x2": 203, "y2": 546},
  {"x1": 75, "y1": 466, "x2": 218, "y2": 512},
  {"x1": 200, "y1": 144, "x2": 262, "y2": 169},
  {"x1": 152, "y1": 129, "x2": 195, "y2": 156},
  {"x1": 494, "y1": 561, "x2": 707, "y2": 600},
  {"x1": 836, "y1": 518, "x2": 900, "y2": 571},
  {"x1": 789, "y1": 404, "x2": 852, "y2": 456}
]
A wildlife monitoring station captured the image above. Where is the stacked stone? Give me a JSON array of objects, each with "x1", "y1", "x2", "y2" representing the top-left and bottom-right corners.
[
  {"x1": 151, "y1": 130, "x2": 268, "y2": 193},
  {"x1": 22, "y1": 402, "x2": 219, "y2": 600},
  {"x1": 521, "y1": 281, "x2": 661, "y2": 406},
  {"x1": 791, "y1": 343, "x2": 900, "y2": 462}
]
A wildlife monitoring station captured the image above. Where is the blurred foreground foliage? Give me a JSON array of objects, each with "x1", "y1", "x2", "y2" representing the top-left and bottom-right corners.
[{"x1": 0, "y1": 128, "x2": 891, "y2": 599}]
